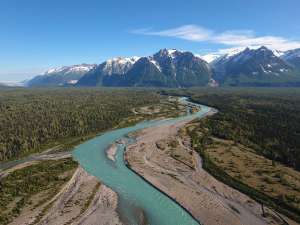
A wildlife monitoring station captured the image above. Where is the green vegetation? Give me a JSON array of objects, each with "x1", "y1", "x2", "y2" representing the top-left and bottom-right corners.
[
  {"x1": 3, "y1": 87, "x2": 300, "y2": 222},
  {"x1": 0, "y1": 159, "x2": 78, "y2": 225},
  {"x1": 164, "y1": 87, "x2": 300, "y2": 222},
  {"x1": 0, "y1": 88, "x2": 161, "y2": 161},
  {"x1": 163, "y1": 88, "x2": 300, "y2": 170},
  {"x1": 187, "y1": 124, "x2": 300, "y2": 222},
  {"x1": 0, "y1": 88, "x2": 188, "y2": 224}
]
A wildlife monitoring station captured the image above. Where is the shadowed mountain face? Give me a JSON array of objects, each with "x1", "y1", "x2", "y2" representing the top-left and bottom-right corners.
[
  {"x1": 211, "y1": 47, "x2": 300, "y2": 86},
  {"x1": 76, "y1": 49, "x2": 212, "y2": 88},
  {"x1": 282, "y1": 48, "x2": 300, "y2": 70},
  {"x1": 152, "y1": 49, "x2": 212, "y2": 87},
  {"x1": 26, "y1": 47, "x2": 300, "y2": 88}
]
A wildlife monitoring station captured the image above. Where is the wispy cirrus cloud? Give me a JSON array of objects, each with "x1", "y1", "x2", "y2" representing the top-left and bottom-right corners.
[
  {"x1": 131, "y1": 25, "x2": 300, "y2": 51},
  {"x1": 132, "y1": 25, "x2": 212, "y2": 41}
]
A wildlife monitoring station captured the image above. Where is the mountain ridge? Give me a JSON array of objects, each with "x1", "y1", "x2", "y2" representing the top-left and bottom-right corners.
[
  {"x1": 76, "y1": 49, "x2": 212, "y2": 88},
  {"x1": 24, "y1": 47, "x2": 300, "y2": 87},
  {"x1": 26, "y1": 64, "x2": 96, "y2": 87}
]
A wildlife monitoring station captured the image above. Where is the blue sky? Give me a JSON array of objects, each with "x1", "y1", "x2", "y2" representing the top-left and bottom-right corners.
[{"x1": 1, "y1": 0, "x2": 300, "y2": 81}]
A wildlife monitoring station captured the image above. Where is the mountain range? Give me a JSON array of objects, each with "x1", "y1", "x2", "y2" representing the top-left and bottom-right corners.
[
  {"x1": 23, "y1": 47, "x2": 300, "y2": 88},
  {"x1": 26, "y1": 64, "x2": 96, "y2": 87},
  {"x1": 211, "y1": 46, "x2": 300, "y2": 86},
  {"x1": 78, "y1": 49, "x2": 212, "y2": 87}
]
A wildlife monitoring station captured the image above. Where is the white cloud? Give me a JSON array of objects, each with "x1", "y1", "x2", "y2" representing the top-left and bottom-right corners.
[
  {"x1": 214, "y1": 33, "x2": 300, "y2": 50},
  {"x1": 131, "y1": 25, "x2": 212, "y2": 42},
  {"x1": 132, "y1": 25, "x2": 300, "y2": 51}
]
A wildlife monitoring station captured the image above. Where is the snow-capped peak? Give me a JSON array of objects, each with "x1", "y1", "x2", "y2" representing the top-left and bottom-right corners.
[
  {"x1": 168, "y1": 49, "x2": 180, "y2": 59},
  {"x1": 167, "y1": 49, "x2": 177, "y2": 55},
  {"x1": 271, "y1": 49, "x2": 284, "y2": 57},
  {"x1": 43, "y1": 64, "x2": 95, "y2": 75},
  {"x1": 103, "y1": 56, "x2": 140, "y2": 75},
  {"x1": 44, "y1": 67, "x2": 63, "y2": 74},
  {"x1": 225, "y1": 47, "x2": 248, "y2": 58},
  {"x1": 198, "y1": 47, "x2": 248, "y2": 64},
  {"x1": 197, "y1": 54, "x2": 220, "y2": 63},
  {"x1": 209, "y1": 46, "x2": 277, "y2": 65},
  {"x1": 281, "y1": 48, "x2": 300, "y2": 60},
  {"x1": 106, "y1": 56, "x2": 140, "y2": 65},
  {"x1": 167, "y1": 49, "x2": 183, "y2": 58},
  {"x1": 156, "y1": 48, "x2": 184, "y2": 59}
]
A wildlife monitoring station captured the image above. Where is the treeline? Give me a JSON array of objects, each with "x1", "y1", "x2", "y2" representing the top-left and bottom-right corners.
[
  {"x1": 0, "y1": 88, "x2": 160, "y2": 161},
  {"x1": 162, "y1": 88, "x2": 300, "y2": 170}
]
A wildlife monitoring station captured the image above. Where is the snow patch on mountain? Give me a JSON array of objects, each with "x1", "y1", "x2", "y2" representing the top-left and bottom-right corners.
[
  {"x1": 149, "y1": 58, "x2": 162, "y2": 71},
  {"x1": 281, "y1": 48, "x2": 300, "y2": 60},
  {"x1": 156, "y1": 48, "x2": 184, "y2": 59},
  {"x1": 43, "y1": 64, "x2": 95, "y2": 75},
  {"x1": 272, "y1": 49, "x2": 284, "y2": 57},
  {"x1": 197, "y1": 54, "x2": 220, "y2": 63},
  {"x1": 225, "y1": 47, "x2": 248, "y2": 58},
  {"x1": 167, "y1": 49, "x2": 183, "y2": 59},
  {"x1": 67, "y1": 80, "x2": 79, "y2": 84},
  {"x1": 103, "y1": 57, "x2": 140, "y2": 75},
  {"x1": 167, "y1": 49, "x2": 177, "y2": 54}
]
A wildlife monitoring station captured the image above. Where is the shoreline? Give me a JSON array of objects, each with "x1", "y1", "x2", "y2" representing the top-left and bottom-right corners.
[
  {"x1": 120, "y1": 107, "x2": 217, "y2": 225},
  {"x1": 106, "y1": 144, "x2": 118, "y2": 161},
  {"x1": 38, "y1": 166, "x2": 123, "y2": 225},
  {"x1": 124, "y1": 109, "x2": 298, "y2": 225},
  {"x1": 105, "y1": 133, "x2": 202, "y2": 224},
  {"x1": 123, "y1": 151, "x2": 202, "y2": 225}
]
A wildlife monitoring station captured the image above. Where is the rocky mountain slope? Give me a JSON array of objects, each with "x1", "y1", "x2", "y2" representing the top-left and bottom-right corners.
[
  {"x1": 27, "y1": 64, "x2": 96, "y2": 87},
  {"x1": 211, "y1": 46, "x2": 300, "y2": 86},
  {"x1": 25, "y1": 47, "x2": 300, "y2": 87},
  {"x1": 77, "y1": 49, "x2": 212, "y2": 87},
  {"x1": 282, "y1": 48, "x2": 300, "y2": 70}
]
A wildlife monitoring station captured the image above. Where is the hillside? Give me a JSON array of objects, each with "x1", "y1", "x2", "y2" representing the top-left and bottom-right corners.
[
  {"x1": 77, "y1": 49, "x2": 212, "y2": 87},
  {"x1": 27, "y1": 64, "x2": 95, "y2": 87},
  {"x1": 24, "y1": 47, "x2": 300, "y2": 88},
  {"x1": 211, "y1": 47, "x2": 300, "y2": 86}
]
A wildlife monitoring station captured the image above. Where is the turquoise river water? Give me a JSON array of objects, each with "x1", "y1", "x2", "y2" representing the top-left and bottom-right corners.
[{"x1": 72, "y1": 98, "x2": 211, "y2": 225}]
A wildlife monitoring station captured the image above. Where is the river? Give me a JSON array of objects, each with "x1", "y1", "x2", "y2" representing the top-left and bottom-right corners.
[{"x1": 72, "y1": 97, "x2": 212, "y2": 225}]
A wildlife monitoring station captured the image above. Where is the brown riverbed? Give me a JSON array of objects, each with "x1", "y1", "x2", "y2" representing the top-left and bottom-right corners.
[{"x1": 125, "y1": 118, "x2": 299, "y2": 225}]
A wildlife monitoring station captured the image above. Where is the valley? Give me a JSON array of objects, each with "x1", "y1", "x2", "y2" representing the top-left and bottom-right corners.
[
  {"x1": 1, "y1": 88, "x2": 300, "y2": 225},
  {"x1": 2, "y1": 1, "x2": 300, "y2": 225},
  {"x1": 126, "y1": 108, "x2": 299, "y2": 225}
]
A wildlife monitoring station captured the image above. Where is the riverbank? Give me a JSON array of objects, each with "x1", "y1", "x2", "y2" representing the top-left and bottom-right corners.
[
  {"x1": 0, "y1": 157, "x2": 122, "y2": 225},
  {"x1": 72, "y1": 97, "x2": 207, "y2": 225},
  {"x1": 1, "y1": 95, "x2": 199, "y2": 225},
  {"x1": 0, "y1": 159, "x2": 78, "y2": 225},
  {"x1": 125, "y1": 114, "x2": 299, "y2": 225},
  {"x1": 37, "y1": 166, "x2": 122, "y2": 225},
  {"x1": 0, "y1": 151, "x2": 72, "y2": 179}
]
